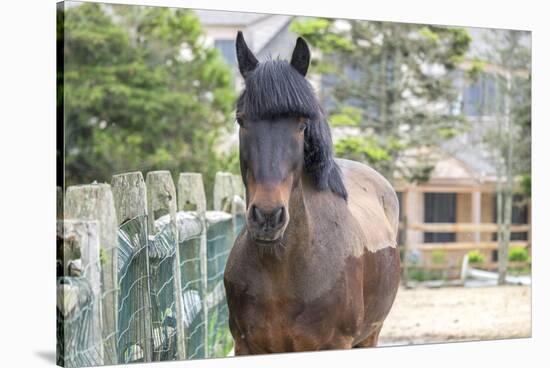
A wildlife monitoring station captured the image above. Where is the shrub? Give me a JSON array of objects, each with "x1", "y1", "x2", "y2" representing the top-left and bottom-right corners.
[
  {"x1": 409, "y1": 268, "x2": 443, "y2": 282},
  {"x1": 431, "y1": 250, "x2": 446, "y2": 265},
  {"x1": 508, "y1": 247, "x2": 529, "y2": 262},
  {"x1": 467, "y1": 250, "x2": 485, "y2": 264}
]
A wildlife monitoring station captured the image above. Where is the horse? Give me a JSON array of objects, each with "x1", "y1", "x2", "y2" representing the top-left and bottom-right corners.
[{"x1": 223, "y1": 31, "x2": 401, "y2": 354}]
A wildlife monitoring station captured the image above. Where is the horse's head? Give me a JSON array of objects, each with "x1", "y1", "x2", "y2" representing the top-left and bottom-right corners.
[{"x1": 235, "y1": 32, "x2": 347, "y2": 245}]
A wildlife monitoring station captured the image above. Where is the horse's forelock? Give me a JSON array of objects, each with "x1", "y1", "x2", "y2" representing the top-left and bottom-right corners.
[{"x1": 239, "y1": 60, "x2": 320, "y2": 121}]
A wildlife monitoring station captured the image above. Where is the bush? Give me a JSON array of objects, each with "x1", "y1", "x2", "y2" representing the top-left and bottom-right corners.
[
  {"x1": 467, "y1": 250, "x2": 485, "y2": 264},
  {"x1": 508, "y1": 247, "x2": 529, "y2": 262},
  {"x1": 431, "y1": 250, "x2": 446, "y2": 265},
  {"x1": 409, "y1": 268, "x2": 443, "y2": 282}
]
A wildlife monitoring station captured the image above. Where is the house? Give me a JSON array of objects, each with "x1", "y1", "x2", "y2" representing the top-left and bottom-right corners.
[
  {"x1": 195, "y1": 10, "x2": 531, "y2": 274},
  {"x1": 194, "y1": 11, "x2": 296, "y2": 85}
]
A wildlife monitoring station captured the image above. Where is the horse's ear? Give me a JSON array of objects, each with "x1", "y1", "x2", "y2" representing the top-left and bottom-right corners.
[
  {"x1": 236, "y1": 31, "x2": 258, "y2": 77},
  {"x1": 290, "y1": 37, "x2": 310, "y2": 76}
]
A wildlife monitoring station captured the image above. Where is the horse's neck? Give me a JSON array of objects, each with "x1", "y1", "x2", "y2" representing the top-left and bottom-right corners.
[
  {"x1": 258, "y1": 176, "x2": 350, "y2": 301},
  {"x1": 281, "y1": 176, "x2": 339, "y2": 256},
  {"x1": 286, "y1": 179, "x2": 311, "y2": 247}
]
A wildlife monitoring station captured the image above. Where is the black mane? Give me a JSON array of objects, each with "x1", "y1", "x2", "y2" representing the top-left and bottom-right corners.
[{"x1": 237, "y1": 59, "x2": 348, "y2": 201}]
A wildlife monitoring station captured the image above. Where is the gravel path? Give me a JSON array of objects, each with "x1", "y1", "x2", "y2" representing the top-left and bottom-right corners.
[{"x1": 378, "y1": 285, "x2": 531, "y2": 346}]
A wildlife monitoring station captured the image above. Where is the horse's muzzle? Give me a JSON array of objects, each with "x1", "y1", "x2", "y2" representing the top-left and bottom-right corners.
[{"x1": 247, "y1": 204, "x2": 287, "y2": 242}]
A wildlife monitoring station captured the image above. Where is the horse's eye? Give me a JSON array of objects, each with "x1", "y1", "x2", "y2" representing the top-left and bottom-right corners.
[
  {"x1": 298, "y1": 121, "x2": 307, "y2": 133},
  {"x1": 236, "y1": 113, "x2": 245, "y2": 127}
]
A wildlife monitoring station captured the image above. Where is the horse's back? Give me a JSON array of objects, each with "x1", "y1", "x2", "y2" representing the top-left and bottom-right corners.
[{"x1": 335, "y1": 158, "x2": 399, "y2": 253}]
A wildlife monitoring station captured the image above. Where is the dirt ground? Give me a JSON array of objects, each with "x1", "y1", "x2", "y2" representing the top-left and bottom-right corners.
[{"x1": 378, "y1": 285, "x2": 531, "y2": 346}]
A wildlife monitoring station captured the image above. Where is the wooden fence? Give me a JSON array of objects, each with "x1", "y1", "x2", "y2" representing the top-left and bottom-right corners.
[
  {"x1": 57, "y1": 171, "x2": 245, "y2": 367},
  {"x1": 400, "y1": 218, "x2": 531, "y2": 281}
]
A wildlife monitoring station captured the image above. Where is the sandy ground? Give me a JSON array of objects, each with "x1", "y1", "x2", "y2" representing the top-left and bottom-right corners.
[{"x1": 378, "y1": 285, "x2": 531, "y2": 346}]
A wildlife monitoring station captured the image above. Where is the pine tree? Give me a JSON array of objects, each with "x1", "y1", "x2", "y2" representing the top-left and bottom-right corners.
[{"x1": 59, "y1": 3, "x2": 236, "y2": 204}]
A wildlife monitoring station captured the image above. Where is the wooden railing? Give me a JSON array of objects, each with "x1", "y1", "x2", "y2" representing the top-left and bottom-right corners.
[
  {"x1": 403, "y1": 222, "x2": 531, "y2": 251},
  {"x1": 407, "y1": 223, "x2": 530, "y2": 233},
  {"x1": 399, "y1": 220, "x2": 531, "y2": 282}
]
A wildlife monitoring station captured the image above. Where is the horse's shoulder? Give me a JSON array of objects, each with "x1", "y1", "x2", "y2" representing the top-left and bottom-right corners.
[
  {"x1": 335, "y1": 158, "x2": 399, "y2": 253},
  {"x1": 225, "y1": 229, "x2": 252, "y2": 282}
]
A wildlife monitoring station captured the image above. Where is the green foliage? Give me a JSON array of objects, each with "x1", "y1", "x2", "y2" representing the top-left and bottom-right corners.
[
  {"x1": 217, "y1": 148, "x2": 240, "y2": 176},
  {"x1": 291, "y1": 18, "x2": 471, "y2": 181},
  {"x1": 329, "y1": 106, "x2": 363, "y2": 127},
  {"x1": 467, "y1": 58, "x2": 486, "y2": 81},
  {"x1": 409, "y1": 268, "x2": 445, "y2": 282},
  {"x1": 508, "y1": 247, "x2": 529, "y2": 262},
  {"x1": 60, "y1": 4, "x2": 237, "y2": 206},
  {"x1": 520, "y1": 174, "x2": 531, "y2": 197},
  {"x1": 467, "y1": 250, "x2": 485, "y2": 264},
  {"x1": 334, "y1": 137, "x2": 391, "y2": 170},
  {"x1": 431, "y1": 250, "x2": 446, "y2": 265},
  {"x1": 290, "y1": 19, "x2": 354, "y2": 53}
]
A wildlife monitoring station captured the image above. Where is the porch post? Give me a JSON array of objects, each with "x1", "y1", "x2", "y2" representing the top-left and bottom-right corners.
[
  {"x1": 405, "y1": 185, "x2": 424, "y2": 246},
  {"x1": 471, "y1": 189, "x2": 481, "y2": 243}
]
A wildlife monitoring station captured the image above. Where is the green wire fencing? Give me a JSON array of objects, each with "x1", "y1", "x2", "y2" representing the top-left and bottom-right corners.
[{"x1": 57, "y1": 171, "x2": 245, "y2": 367}]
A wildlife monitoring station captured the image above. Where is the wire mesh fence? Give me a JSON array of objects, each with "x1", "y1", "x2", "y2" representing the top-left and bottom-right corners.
[
  {"x1": 57, "y1": 171, "x2": 244, "y2": 367},
  {"x1": 117, "y1": 215, "x2": 152, "y2": 364},
  {"x1": 148, "y1": 220, "x2": 180, "y2": 362},
  {"x1": 205, "y1": 212, "x2": 234, "y2": 358},
  {"x1": 57, "y1": 221, "x2": 104, "y2": 368},
  {"x1": 175, "y1": 212, "x2": 207, "y2": 360}
]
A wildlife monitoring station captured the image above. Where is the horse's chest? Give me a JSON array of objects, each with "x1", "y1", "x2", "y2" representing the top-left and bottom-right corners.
[
  {"x1": 237, "y1": 291, "x2": 341, "y2": 352},
  {"x1": 231, "y1": 264, "x2": 363, "y2": 353}
]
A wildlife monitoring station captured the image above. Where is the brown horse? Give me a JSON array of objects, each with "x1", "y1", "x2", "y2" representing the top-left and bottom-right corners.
[{"x1": 224, "y1": 32, "x2": 400, "y2": 354}]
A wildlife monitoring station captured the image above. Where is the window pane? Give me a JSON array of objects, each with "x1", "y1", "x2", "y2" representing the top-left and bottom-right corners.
[
  {"x1": 214, "y1": 39, "x2": 236, "y2": 67},
  {"x1": 424, "y1": 193, "x2": 456, "y2": 243}
]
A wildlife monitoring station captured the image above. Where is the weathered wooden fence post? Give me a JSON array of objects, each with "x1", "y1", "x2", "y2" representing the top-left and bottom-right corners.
[
  {"x1": 214, "y1": 172, "x2": 246, "y2": 230},
  {"x1": 178, "y1": 173, "x2": 207, "y2": 214},
  {"x1": 146, "y1": 171, "x2": 186, "y2": 360},
  {"x1": 231, "y1": 174, "x2": 246, "y2": 200},
  {"x1": 112, "y1": 172, "x2": 153, "y2": 363},
  {"x1": 178, "y1": 173, "x2": 208, "y2": 357},
  {"x1": 57, "y1": 220, "x2": 104, "y2": 367},
  {"x1": 65, "y1": 184, "x2": 118, "y2": 365},
  {"x1": 213, "y1": 173, "x2": 235, "y2": 212},
  {"x1": 230, "y1": 174, "x2": 246, "y2": 218}
]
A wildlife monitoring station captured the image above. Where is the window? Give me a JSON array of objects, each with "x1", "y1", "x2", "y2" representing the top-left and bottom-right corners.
[
  {"x1": 424, "y1": 193, "x2": 457, "y2": 243},
  {"x1": 214, "y1": 39, "x2": 236, "y2": 67},
  {"x1": 463, "y1": 72, "x2": 499, "y2": 117}
]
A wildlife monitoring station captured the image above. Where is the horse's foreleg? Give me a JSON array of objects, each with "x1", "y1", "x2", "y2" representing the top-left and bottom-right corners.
[
  {"x1": 228, "y1": 315, "x2": 251, "y2": 355},
  {"x1": 353, "y1": 324, "x2": 383, "y2": 348},
  {"x1": 320, "y1": 336, "x2": 354, "y2": 351},
  {"x1": 234, "y1": 340, "x2": 251, "y2": 355}
]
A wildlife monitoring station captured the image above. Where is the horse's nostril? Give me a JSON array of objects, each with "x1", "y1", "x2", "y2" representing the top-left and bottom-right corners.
[
  {"x1": 274, "y1": 207, "x2": 285, "y2": 226},
  {"x1": 250, "y1": 205, "x2": 285, "y2": 230},
  {"x1": 252, "y1": 206, "x2": 264, "y2": 223}
]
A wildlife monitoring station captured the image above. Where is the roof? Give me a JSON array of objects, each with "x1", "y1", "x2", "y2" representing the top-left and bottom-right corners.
[
  {"x1": 440, "y1": 126, "x2": 498, "y2": 182},
  {"x1": 194, "y1": 10, "x2": 268, "y2": 26},
  {"x1": 194, "y1": 10, "x2": 294, "y2": 56},
  {"x1": 465, "y1": 27, "x2": 531, "y2": 60}
]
